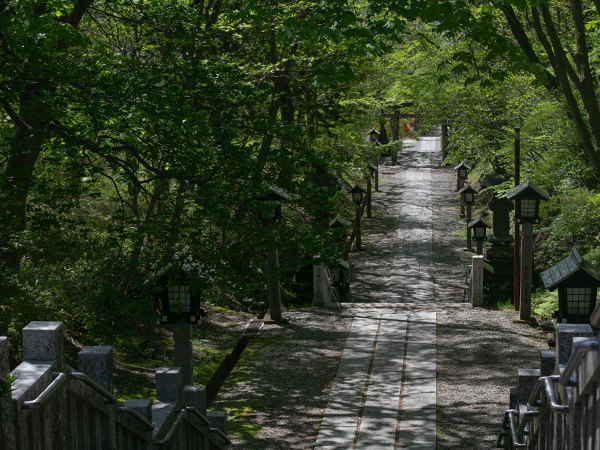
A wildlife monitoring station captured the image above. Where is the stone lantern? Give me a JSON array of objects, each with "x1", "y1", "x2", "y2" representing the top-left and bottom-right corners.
[
  {"x1": 507, "y1": 176, "x2": 550, "y2": 320},
  {"x1": 157, "y1": 265, "x2": 206, "y2": 386},
  {"x1": 257, "y1": 185, "x2": 290, "y2": 323},
  {"x1": 454, "y1": 161, "x2": 471, "y2": 191},
  {"x1": 330, "y1": 259, "x2": 351, "y2": 302},
  {"x1": 257, "y1": 185, "x2": 290, "y2": 223},
  {"x1": 468, "y1": 216, "x2": 491, "y2": 255},
  {"x1": 541, "y1": 247, "x2": 600, "y2": 324},
  {"x1": 349, "y1": 185, "x2": 366, "y2": 250},
  {"x1": 459, "y1": 184, "x2": 478, "y2": 249},
  {"x1": 367, "y1": 127, "x2": 380, "y2": 143}
]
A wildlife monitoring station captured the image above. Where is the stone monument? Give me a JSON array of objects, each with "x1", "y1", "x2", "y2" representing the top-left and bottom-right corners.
[{"x1": 481, "y1": 165, "x2": 514, "y2": 301}]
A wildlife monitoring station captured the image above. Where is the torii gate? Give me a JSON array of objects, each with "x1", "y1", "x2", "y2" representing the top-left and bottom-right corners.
[{"x1": 378, "y1": 102, "x2": 416, "y2": 141}]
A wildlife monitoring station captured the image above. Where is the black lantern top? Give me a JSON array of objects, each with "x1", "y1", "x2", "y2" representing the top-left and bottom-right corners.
[
  {"x1": 329, "y1": 216, "x2": 352, "y2": 229},
  {"x1": 506, "y1": 176, "x2": 549, "y2": 224},
  {"x1": 348, "y1": 185, "x2": 367, "y2": 205},
  {"x1": 257, "y1": 185, "x2": 290, "y2": 223},
  {"x1": 157, "y1": 265, "x2": 205, "y2": 325},
  {"x1": 468, "y1": 216, "x2": 491, "y2": 240},
  {"x1": 453, "y1": 161, "x2": 471, "y2": 179},
  {"x1": 458, "y1": 184, "x2": 479, "y2": 205},
  {"x1": 541, "y1": 247, "x2": 600, "y2": 323},
  {"x1": 367, "y1": 127, "x2": 380, "y2": 143},
  {"x1": 541, "y1": 247, "x2": 600, "y2": 291}
]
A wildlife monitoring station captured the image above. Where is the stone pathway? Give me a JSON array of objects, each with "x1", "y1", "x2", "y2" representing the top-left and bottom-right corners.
[{"x1": 315, "y1": 135, "x2": 468, "y2": 449}]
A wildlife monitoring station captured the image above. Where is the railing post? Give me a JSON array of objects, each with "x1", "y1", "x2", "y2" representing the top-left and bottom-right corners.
[
  {"x1": 156, "y1": 367, "x2": 181, "y2": 403},
  {"x1": 22, "y1": 322, "x2": 68, "y2": 449},
  {"x1": 22, "y1": 322, "x2": 64, "y2": 371},
  {"x1": 79, "y1": 346, "x2": 115, "y2": 449},
  {"x1": 0, "y1": 336, "x2": 16, "y2": 450},
  {"x1": 183, "y1": 386, "x2": 208, "y2": 449},
  {"x1": 208, "y1": 410, "x2": 228, "y2": 448}
]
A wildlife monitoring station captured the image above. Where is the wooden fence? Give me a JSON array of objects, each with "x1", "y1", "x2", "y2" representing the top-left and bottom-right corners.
[{"x1": 0, "y1": 322, "x2": 230, "y2": 450}]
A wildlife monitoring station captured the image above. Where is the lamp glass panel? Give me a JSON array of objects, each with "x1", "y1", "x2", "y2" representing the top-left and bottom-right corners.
[
  {"x1": 370, "y1": 133, "x2": 377, "y2": 142},
  {"x1": 331, "y1": 268, "x2": 340, "y2": 282},
  {"x1": 566, "y1": 287, "x2": 592, "y2": 315},
  {"x1": 261, "y1": 199, "x2": 277, "y2": 219},
  {"x1": 459, "y1": 169, "x2": 467, "y2": 178},
  {"x1": 520, "y1": 199, "x2": 537, "y2": 218},
  {"x1": 352, "y1": 192, "x2": 362, "y2": 203},
  {"x1": 168, "y1": 285, "x2": 191, "y2": 313},
  {"x1": 475, "y1": 227, "x2": 486, "y2": 238},
  {"x1": 464, "y1": 193, "x2": 473, "y2": 203}
]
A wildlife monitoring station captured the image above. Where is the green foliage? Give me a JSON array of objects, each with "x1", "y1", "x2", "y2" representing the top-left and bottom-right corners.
[
  {"x1": 538, "y1": 188, "x2": 600, "y2": 267},
  {"x1": 531, "y1": 290, "x2": 559, "y2": 319}
]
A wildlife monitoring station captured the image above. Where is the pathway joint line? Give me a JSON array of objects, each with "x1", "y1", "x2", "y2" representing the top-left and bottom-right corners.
[
  {"x1": 352, "y1": 313, "x2": 383, "y2": 450},
  {"x1": 394, "y1": 312, "x2": 412, "y2": 449}
]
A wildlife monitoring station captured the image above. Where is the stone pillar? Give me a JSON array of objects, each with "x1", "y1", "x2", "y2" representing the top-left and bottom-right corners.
[
  {"x1": 207, "y1": 410, "x2": 227, "y2": 435},
  {"x1": 0, "y1": 336, "x2": 16, "y2": 450},
  {"x1": 540, "y1": 349, "x2": 556, "y2": 377},
  {"x1": 367, "y1": 178, "x2": 372, "y2": 218},
  {"x1": 79, "y1": 346, "x2": 114, "y2": 393},
  {"x1": 466, "y1": 203, "x2": 472, "y2": 250},
  {"x1": 266, "y1": 248, "x2": 282, "y2": 321},
  {"x1": 374, "y1": 168, "x2": 379, "y2": 192},
  {"x1": 183, "y1": 385, "x2": 207, "y2": 416},
  {"x1": 555, "y1": 324, "x2": 594, "y2": 367},
  {"x1": 173, "y1": 323, "x2": 193, "y2": 387},
  {"x1": 156, "y1": 367, "x2": 181, "y2": 403},
  {"x1": 470, "y1": 255, "x2": 484, "y2": 306},
  {"x1": 22, "y1": 321, "x2": 64, "y2": 371},
  {"x1": 517, "y1": 369, "x2": 540, "y2": 405},
  {"x1": 313, "y1": 265, "x2": 331, "y2": 307},
  {"x1": 124, "y1": 399, "x2": 152, "y2": 422},
  {"x1": 519, "y1": 222, "x2": 534, "y2": 320},
  {"x1": 355, "y1": 207, "x2": 361, "y2": 250}
]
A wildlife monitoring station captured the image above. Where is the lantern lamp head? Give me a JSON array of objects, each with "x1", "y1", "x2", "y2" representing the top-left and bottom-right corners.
[
  {"x1": 454, "y1": 161, "x2": 471, "y2": 179},
  {"x1": 458, "y1": 184, "x2": 479, "y2": 205},
  {"x1": 331, "y1": 259, "x2": 350, "y2": 287},
  {"x1": 468, "y1": 216, "x2": 491, "y2": 241},
  {"x1": 157, "y1": 266, "x2": 204, "y2": 325},
  {"x1": 367, "y1": 127, "x2": 380, "y2": 143},
  {"x1": 257, "y1": 185, "x2": 290, "y2": 224},
  {"x1": 506, "y1": 176, "x2": 549, "y2": 224},
  {"x1": 541, "y1": 247, "x2": 600, "y2": 324},
  {"x1": 348, "y1": 185, "x2": 366, "y2": 205}
]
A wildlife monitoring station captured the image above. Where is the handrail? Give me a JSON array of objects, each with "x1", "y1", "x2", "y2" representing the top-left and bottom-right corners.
[
  {"x1": 559, "y1": 339, "x2": 599, "y2": 386},
  {"x1": 69, "y1": 372, "x2": 118, "y2": 404},
  {"x1": 116, "y1": 406, "x2": 154, "y2": 432},
  {"x1": 323, "y1": 266, "x2": 341, "y2": 305},
  {"x1": 155, "y1": 407, "x2": 230, "y2": 447},
  {"x1": 183, "y1": 406, "x2": 211, "y2": 426},
  {"x1": 516, "y1": 410, "x2": 539, "y2": 439},
  {"x1": 22, "y1": 372, "x2": 67, "y2": 410},
  {"x1": 528, "y1": 375, "x2": 569, "y2": 413},
  {"x1": 590, "y1": 300, "x2": 600, "y2": 327},
  {"x1": 209, "y1": 427, "x2": 232, "y2": 445},
  {"x1": 154, "y1": 409, "x2": 187, "y2": 445},
  {"x1": 497, "y1": 409, "x2": 526, "y2": 448}
]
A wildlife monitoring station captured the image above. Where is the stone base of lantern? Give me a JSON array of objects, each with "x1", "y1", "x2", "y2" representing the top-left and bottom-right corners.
[{"x1": 484, "y1": 242, "x2": 515, "y2": 303}]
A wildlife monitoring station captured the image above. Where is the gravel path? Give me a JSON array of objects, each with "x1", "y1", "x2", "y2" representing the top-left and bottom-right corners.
[{"x1": 211, "y1": 137, "x2": 548, "y2": 449}]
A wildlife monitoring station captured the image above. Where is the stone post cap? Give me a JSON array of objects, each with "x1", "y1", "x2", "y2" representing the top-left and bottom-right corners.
[
  {"x1": 156, "y1": 367, "x2": 181, "y2": 403},
  {"x1": 22, "y1": 321, "x2": 64, "y2": 366}
]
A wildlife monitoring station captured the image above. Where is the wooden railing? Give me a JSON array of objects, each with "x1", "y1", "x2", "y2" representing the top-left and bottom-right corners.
[{"x1": 0, "y1": 322, "x2": 230, "y2": 450}]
